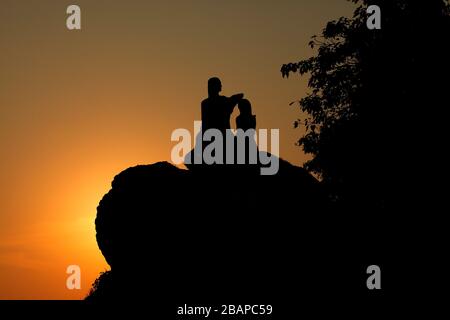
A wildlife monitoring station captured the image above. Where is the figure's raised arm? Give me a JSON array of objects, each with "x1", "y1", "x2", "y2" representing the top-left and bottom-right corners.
[
  {"x1": 231, "y1": 93, "x2": 244, "y2": 103},
  {"x1": 227, "y1": 93, "x2": 244, "y2": 113}
]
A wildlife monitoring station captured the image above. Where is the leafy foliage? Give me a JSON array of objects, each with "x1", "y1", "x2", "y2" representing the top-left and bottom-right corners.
[{"x1": 282, "y1": 0, "x2": 450, "y2": 205}]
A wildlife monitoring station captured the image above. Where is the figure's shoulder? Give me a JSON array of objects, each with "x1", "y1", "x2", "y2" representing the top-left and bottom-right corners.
[{"x1": 216, "y1": 95, "x2": 231, "y2": 106}]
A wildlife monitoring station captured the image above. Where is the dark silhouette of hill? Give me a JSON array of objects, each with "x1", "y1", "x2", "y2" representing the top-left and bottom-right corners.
[
  {"x1": 86, "y1": 160, "x2": 404, "y2": 316},
  {"x1": 85, "y1": 271, "x2": 113, "y2": 302},
  {"x1": 86, "y1": 159, "x2": 398, "y2": 316}
]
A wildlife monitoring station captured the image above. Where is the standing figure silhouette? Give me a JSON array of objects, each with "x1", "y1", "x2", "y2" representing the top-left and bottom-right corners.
[
  {"x1": 201, "y1": 77, "x2": 244, "y2": 134},
  {"x1": 199, "y1": 77, "x2": 244, "y2": 165}
]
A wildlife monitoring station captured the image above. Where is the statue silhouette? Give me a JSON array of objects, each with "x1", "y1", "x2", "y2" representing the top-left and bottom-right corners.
[
  {"x1": 235, "y1": 99, "x2": 258, "y2": 168},
  {"x1": 236, "y1": 99, "x2": 256, "y2": 131},
  {"x1": 201, "y1": 77, "x2": 244, "y2": 134},
  {"x1": 184, "y1": 77, "x2": 245, "y2": 167}
]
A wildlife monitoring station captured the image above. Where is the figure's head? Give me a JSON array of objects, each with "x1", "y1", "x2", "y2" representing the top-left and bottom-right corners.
[
  {"x1": 238, "y1": 99, "x2": 252, "y2": 115},
  {"x1": 208, "y1": 77, "x2": 222, "y2": 96}
]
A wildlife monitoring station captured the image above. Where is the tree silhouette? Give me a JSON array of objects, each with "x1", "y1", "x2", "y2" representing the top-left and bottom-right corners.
[{"x1": 281, "y1": 0, "x2": 450, "y2": 208}]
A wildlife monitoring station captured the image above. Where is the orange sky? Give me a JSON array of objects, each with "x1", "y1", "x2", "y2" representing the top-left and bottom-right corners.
[{"x1": 0, "y1": 0, "x2": 354, "y2": 299}]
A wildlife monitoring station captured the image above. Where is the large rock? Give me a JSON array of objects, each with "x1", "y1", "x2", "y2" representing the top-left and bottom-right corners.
[{"x1": 92, "y1": 159, "x2": 327, "y2": 303}]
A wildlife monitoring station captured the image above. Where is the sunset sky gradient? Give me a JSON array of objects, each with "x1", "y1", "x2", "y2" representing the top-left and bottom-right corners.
[{"x1": 0, "y1": 0, "x2": 353, "y2": 299}]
